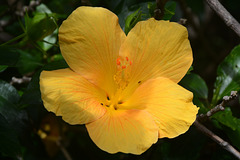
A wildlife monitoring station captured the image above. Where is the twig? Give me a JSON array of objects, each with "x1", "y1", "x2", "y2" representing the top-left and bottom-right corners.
[
  {"x1": 205, "y1": 0, "x2": 240, "y2": 38},
  {"x1": 10, "y1": 76, "x2": 32, "y2": 85},
  {"x1": 154, "y1": 0, "x2": 168, "y2": 20},
  {"x1": 56, "y1": 139, "x2": 72, "y2": 160},
  {"x1": 198, "y1": 91, "x2": 238, "y2": 121},
  {"x1": 178, "y1": 18, "x2": 187, "y2": 25},
  {"x1": 15, "y1": 0, "x2": 41, "y2": 17},
  {"x1": 194, "y1": 120, "x2": 240, "y2": 159}
]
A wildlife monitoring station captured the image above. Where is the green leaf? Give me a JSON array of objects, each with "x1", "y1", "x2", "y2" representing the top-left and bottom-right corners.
[
  {"x1": 212, "y1": 107, "x2": 240, "y2": 150},
  {"x1": 179, "y1": 73, "x2": 209, "y2": 113},
  {"x1": 152, "y1": 127, "x2": 206, "y2": 160},
  {"x1": 163, "y1": 1, "x2": 176, "y2": 20},
  {"x1": 43, "y1": 59, "x2": 69, "y2": 71},
  {"x1": 0, "y1": 79, "x2": 28, "y2": 158},
  {"x1": 0, "y1": 46, "x2": 20, "y2": 66},
  {"x1": 0, "y1": 114, "x2": 21, "y2": 157},
  {"x1": 26, "y1": 13, "x2": 57, "y2": 42},
  {"x1": 118, "y1": 2, "x2": 152, "y2": 30},
  {"x1": 38, "y1": 29, "x2": 58, "y2": 51},
  {"x1": 0, "y1": 80, "x2": 20, "y2": 104},
  {"x1": 124, "y1": 8, "x2": 142, "y2": 35},
  {"x1": 0, "y1": 65, "x2": 8, "y2": 72},
  {"x1": 187, "y1": 66, "x2": 193, "y2": 74},
  {"x1": 19, "y1": 71, "x2": 42, "y2": 107},
  {"x1": 212, "y1": 45, "x2": 240, "y2": 105},
  {"x1": 16, "y1": 50, "x2": 43, "y2": 74},
  {"x1": 36, "y1": 3, "x2": 52, "y2": 14},
  {"x1": 147, "y1": 2, "x2": 156, "y2": 17},
  {"x1": 212, "y1": 107, "x2": 239, "y2": 130},
  {"x1": 19, "y1": 59, "x2": 68, "y2": 108},
  {"x1": 180, "y1": 73, "x2": 208, "y2": 99},
  {"x1": 0, "y1": 96, "x2": 27, "y2": 128}
]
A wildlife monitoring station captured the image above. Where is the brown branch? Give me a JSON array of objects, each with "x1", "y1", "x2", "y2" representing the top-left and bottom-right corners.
[
  {"x1": 198, "y1": 91, "x2": 238, "y2": 121},
  {"x1": 194, "y1": 120, "x2": 240, "y2": 159},
  {"x1": 56, "y1": 139, "x2": 72, "y2": 160},
  {"x1": 178, "y1": 18, "x2": 187, "y2": 25},
  {"x1": 154, "y1": 0, "x2": 168, "y2": 20},
  {"x1": 10, "y1": 76, "x2": 32, "y2": 85},
  {"x1": 205, "y1": 0, "x2": 240, "y2": 38}
]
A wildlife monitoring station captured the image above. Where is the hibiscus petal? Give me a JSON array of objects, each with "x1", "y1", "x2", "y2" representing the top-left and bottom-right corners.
[
  {"x1": 40, "y1": 68, "x2": 106, "y2": 124},
  {"x1": 123, "y1": 77, "x2": 198, "y2": 138},
  {"x1": 86, "y1": 109, "x2": 158, "y2": 154},
  {"x1": 59, "y1": 7, "x2": 126, "y2": 94},
  {"x1": 120, "y1": 19, "x2": 192, "y2": 84}
]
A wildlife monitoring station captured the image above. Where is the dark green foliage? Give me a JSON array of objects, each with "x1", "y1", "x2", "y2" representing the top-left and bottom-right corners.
[
  {"x1": 212, "y1": 45, "x2": 240, "y2": 105},
  {"x1": 0, "y1": 81, "x2": 28, "y2": 157},
  {"x1": 0, "y1": 0, "x2": 240, "y2": 159},
  {"x1": 0, "y1": 47, "x2": 20, "y2": 66}
]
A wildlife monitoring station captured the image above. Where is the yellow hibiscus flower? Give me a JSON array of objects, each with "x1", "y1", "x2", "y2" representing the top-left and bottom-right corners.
[{"x1": 40, "y1": 6, "x2": 198, "y2": 154}]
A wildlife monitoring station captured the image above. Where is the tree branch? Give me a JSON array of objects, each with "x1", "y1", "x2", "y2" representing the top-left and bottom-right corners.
[
  {"x1": 56, "y1": 139, "x2": 72, "y2": 160},
  {"x1": 194, "y1": 120, "x2": 240, "y2": 159},
  {"x1": 198, "y1": 91, "x2": 238, "y2": 121},
  {"x1": 154, "y1": 0, "x2": 168, "y2": 20},
  {"x1": 205, "y1": 0, "x2": 240, "y2": 38}
]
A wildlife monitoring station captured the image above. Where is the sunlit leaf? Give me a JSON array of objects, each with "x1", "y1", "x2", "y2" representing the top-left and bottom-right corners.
[
  {"x1": 212, "y1": 45, "x2": 240, "y2": 105},
  {"x1": 38, "y1": 29, "x2": 58, "y2": 51},
  {"x1": 36, "y1": 3, "x2": 52, "y2": 14},
  {"x1": 124, "y1": 8, "x2": 142, "y2": 35},
  {"x1": 26, "y1": 13, "x2": 57, "y2": 42}
]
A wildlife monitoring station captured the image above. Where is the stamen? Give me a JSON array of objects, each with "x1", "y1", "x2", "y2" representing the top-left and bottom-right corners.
[
  {"x1": 117, "y1": 58, "x2": 121, "y2": 65},
  {"x1": 114, "y1": 56, "x2": 132, "y2": 90}
]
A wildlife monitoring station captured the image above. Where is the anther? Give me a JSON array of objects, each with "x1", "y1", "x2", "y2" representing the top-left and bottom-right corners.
[
  {"x1": 117, "y1": 58, "x2": 121, "y2": 65},
  {"x1": 107, "y1": 96, "x2": 110, "y2": 100}
]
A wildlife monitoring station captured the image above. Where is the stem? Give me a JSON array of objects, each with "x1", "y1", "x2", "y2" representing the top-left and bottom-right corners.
[
  {"x1": 0, "y1": 33, "x2": 26, "y2": 46},
  {"x1": 205, "y1": 0, "x2": 240, "y2": 37},
  {"x1": 194, "y1": 120, "x2": 240, "y2": 159},
  {"x1": 41, "y1": 39, "x2": 59, "y2": 47}
]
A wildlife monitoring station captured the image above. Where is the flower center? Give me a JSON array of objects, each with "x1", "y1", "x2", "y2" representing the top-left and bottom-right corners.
[
  {"x1": 100, "y1": 57, "x2": 132, "y2": 110},
  {"x1": 114, "y1": 56, "x2": 132, "y2": 90}
]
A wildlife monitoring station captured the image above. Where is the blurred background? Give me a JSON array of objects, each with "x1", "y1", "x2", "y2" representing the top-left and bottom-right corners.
[{"x1": 0, "y1": 0, "x2": 240, "y2": 159}]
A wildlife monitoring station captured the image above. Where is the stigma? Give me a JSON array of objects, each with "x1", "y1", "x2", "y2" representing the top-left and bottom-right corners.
[{"x1": 114, "y1": 56, "x2": 132, "y2": 90}]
